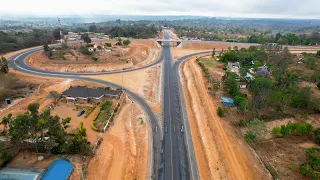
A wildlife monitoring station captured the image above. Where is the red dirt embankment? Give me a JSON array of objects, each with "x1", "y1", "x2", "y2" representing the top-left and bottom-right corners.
[
  {"x1": 85, "y1": 101, "x2": 148, "y2": 180},
  {"x1": 180, "y1": 58, "x2": 269, "y2": 180}
]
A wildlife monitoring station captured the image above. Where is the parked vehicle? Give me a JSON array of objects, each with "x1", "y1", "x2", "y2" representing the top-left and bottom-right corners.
[{"x1": 78, "y1": 110, "x2": 85, "y2": 117}]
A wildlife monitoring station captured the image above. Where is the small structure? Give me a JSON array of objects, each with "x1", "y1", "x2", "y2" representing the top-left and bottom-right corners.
[
  {"x1": 0, "y1": 167, "x2": 45, "y2": 180},
  {"x1": 41, "y1": 158, "x2": 73, "y2": 180},
  {"x1": 220, "y1": 97, "x2": 235, "y2": 107},
  {"x1": 227, "y1": 62, "x2": 240, "y2": 69},
  {"x1": 256, "y1": 69, "x2": 270, "y2": 77},
  {"x1": 227, "y1": 62, "x2": 241, "y2": 76},
  {"x1": 62, "y1": 86, "x2": 122, "y2": 103},
  {"x1": 244, "y1": 73, "x2": 254, "y2": 80},
  {"x1": 238, "y1": 82, "x2": 248, "y2": 89}
]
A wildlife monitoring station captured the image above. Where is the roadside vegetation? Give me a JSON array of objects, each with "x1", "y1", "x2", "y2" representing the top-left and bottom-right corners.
[{"x1": 0, "y1": 103, "x2": 91, "y2": 165}]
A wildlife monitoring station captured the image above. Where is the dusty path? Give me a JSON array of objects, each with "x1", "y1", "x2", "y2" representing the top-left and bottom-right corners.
[
  {"x1": 180, "y1": 58, "x2": 268, "y2": 180},
  {"x1": 85, "y1": 101, "x2": 148, "y2": 180}
]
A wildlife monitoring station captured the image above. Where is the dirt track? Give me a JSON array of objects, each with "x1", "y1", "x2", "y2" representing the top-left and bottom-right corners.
[{"x1": 180, "y1": 58, "x2": 269, "y2": 180}]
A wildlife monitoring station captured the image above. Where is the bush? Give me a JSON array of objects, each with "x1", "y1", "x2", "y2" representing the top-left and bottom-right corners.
[
  {"x1": 91, "y1": 121, "x2": 99, "y2": 131},
  {"x1": 80, "y1": 46, "x2": 92, "y2": 55},
  {"x1": 234, "y1": 119, "x2": 248, "y2": 127},
  {"x1": 244, "y1": 130, "x2": 257, "y2": 142},
  {"x1": 85, "y1": 105, "x2": 96, "y2": 118},
  {"x1": 105, "y1": 42, "x2": 112, "y2": 47},
  {"x1": 247, "y1": 118, "x2": 267, "y2": 140},
  {"x1": 313, "y1": 128, "x2": 320, "y2": 145},
  {"x1": 290, "y1": 122, "x2": 312, "y2": 136},
  {"x1": 317, "y1": 82, "x2": 320, "y2": 90},
  {"x1": 123, "y1": 39, "x2": 131, "y2": 46},
  {"x1": 280, "y1": 125, "x2": 290, "y2": 136},
  {"x1": 217, "y1": 107, "x2": 224, "y2": 117},
  {"x1": 265, "y1": 164, "x2": 279, "y2": 180},
  {"x1": 91, "y1": 57, "x2": 98, "y2": 61},
  {"x1": 299, "y1": 147, "x2": 320, "y2": 179},
  {"x1": 272, "y1": 127, "x2": 283, "y2": 137}
]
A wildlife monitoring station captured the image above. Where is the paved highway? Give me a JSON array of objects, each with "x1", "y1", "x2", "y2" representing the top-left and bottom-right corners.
[{"x1": 161, "y1": 30, "x2": 212, "y2": 180}]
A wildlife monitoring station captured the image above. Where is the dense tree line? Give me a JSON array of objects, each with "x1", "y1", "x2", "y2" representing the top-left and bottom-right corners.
[
  {"x1": 221, "y1": 45, "x2": 320, "y2": 120},
  {"x1": 247, "y1": 32, "x2": 320, "y2": 45},
  {"x1": 0, "y1": 30, "x2": 55, "y2": 54},
  {"x1": 96, "y1": 24, "x2": 158, "y2": 39}
]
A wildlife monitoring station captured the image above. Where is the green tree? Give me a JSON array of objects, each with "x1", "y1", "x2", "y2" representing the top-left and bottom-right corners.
[
  {"x1": 254, "y1": 60, "x2": 263, "y2": 68},
  {"x1": 82, "y1": 34, "x2": 91, "y2": 44},
  {"x1": 247, "y1": 119, "x2": 267, "y2": 141},
  {"x1": 244, "y1": 130, "x2": 257, "y2": 142},
  {"x1": 123, "y1": 39, "x2": 131, "y2": 46},
  {"x1": 117, "y1": 36, "x2": 122, "y2": 46},
  {"x1": 305, "y1": 56, "x2": 317, "y2": 70},
  {"x1": 222, "y1": 72, "x2": 240, "y2": 97},
  {"x1": 314, "y1": 128, "x2": 320, "y2": 145},
  {"x1": 43, "y1": 44, "x2": 50, "y2": 52},
  {"x1": 317, "y1": 50, "x2": 320, "y2": 57},
  {"x1": 0, "y1": 57, "x2": 9, "y2": 74},
  {"x1": 217, "y1": 107, "x2": 224, "y2": 117}
]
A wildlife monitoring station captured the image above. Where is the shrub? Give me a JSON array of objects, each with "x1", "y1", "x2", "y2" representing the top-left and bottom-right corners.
[
  {"x1": 280, "y1": 125, "x2": 290, "y2": 136},
  {"x1": 105, "y1": 42, "x2": 112, "y2": 47},
  {"x1": 91, "y1": 57, "x2": 98, "y2": 61},
  {"x1": 247, "y1": 118, "x2": 267, "y2": 140},
  {"x1": 299, "y1": 147, "x2": 320, "y2": 179},
  {"x1": 244, "y1": 130, "x2": 257, "y2": 142},
  {"x1": 265, "y1": 164, "x2": 279, "y2": 180},
  {"x1": 80, "y1": 46, "x2": 92, "y2": 55},
  {"x1": 317, "y1": 82, "x2": 320, "y2": 90},
  {"x1": 217, "y1": 107, "x2": 224, "y2": 117},
  {"x1": 101, "y1": 101, "x2": 112, "y2": 111},
  {"x1": 91, "y1": 121, "x2": 99, "y2": 131},
  {"x1": 291, "y1": 122, "x2": 311, "y2": 136},
  {"x1": 314, "y1": 128, "x2": 320, "y2": 145},
  {"x1": 272, "y1": 127, "x2": 283, "y2": 137},
  {"x1": 234, "y1": 119, "x2": 248, "y2": 127},
  {"x1": 123, "y1": 39, "x2": 131, "y2": 46},
  {"x1": 85, "y1": 105, "x2": 96, "y2": 118}
]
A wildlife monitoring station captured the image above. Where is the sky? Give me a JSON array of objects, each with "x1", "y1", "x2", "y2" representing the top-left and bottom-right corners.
[{"x1": 1, "y1": 0, "x2": 320, "y2": 19}]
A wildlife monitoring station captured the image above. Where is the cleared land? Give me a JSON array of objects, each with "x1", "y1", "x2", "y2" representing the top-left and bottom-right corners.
[
  {"x1": 85, "y1": 100, "x2": 148, "y2": 180},
  {"x1": 180, "y1": 57, "x2": 268, "y2": 180},
  {"x1": 25, "y1": 41, "x2": 160, "y2": 73}
]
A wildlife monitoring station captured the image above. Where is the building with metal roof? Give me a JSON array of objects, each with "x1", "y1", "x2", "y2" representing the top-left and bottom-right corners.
[
  {"x1": 61, "y1": 86, "x2": 122, "y2": 103},
  {"x1": 0, "y1": 167, "x2": 45, "y2": 180},
  {"x1": 41, "y1": 158, "x2": 73, "y2": 180},
  {"x1": 220, "y1": 97, "x2": 235, "y2": 107}
]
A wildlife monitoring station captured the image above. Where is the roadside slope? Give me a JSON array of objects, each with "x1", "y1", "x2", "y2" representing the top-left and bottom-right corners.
[{"x1": 180, "y1": 58, "x2": 268, "y2": 180}]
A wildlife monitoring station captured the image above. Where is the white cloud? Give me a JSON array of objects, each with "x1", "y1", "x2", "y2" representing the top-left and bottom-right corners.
[{"x1": 1, "y1": 0, "x2": 320, "y2": 18}]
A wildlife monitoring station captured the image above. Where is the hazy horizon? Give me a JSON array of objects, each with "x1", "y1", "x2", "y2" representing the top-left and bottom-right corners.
[{"x1": 1, "y1": 0, "x2": 320, "y2": 20}]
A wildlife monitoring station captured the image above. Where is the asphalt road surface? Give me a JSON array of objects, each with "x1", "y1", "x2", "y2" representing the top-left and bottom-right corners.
[{"x1": 161, "y1": 30, "x2": 213, "y2": 180}]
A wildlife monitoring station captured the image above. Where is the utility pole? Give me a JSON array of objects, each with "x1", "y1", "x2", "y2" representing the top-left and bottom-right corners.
[{"x1": 58, "y1": 17, "x2": 63, "y2": 44}]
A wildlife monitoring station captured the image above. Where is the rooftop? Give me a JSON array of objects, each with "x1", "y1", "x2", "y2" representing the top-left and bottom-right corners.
[
  {"x1": 62, "y1": 86, "x2": 122, "y2": 98},
  {"x1": 0, "y1": 167, "x2": 45, "y2": 180},
  {"x1": 41, "y1": 158, "x2": 73, "y2": 180}
]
